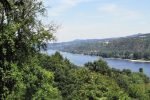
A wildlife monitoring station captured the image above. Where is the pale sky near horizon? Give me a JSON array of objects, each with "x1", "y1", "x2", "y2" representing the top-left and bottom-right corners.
[{"x1": 43, "y1": 0, "x2": 150, "y2": 42}]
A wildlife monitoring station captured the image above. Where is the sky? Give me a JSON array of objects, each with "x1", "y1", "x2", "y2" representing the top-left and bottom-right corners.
[{"x1": 43, "y1": 0, "x2": 150, "y2": 42}]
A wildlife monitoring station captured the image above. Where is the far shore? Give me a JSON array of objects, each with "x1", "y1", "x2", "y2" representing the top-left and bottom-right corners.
[
  {"x1": 106, "y1": 58, "x2": 150, "y2": 63},
  {"x1": 129, "y1": 59, "x2": 150, "y2": 63},
  {"x1": 48, "y1": 50, "x2": 150, "y2": 63}
]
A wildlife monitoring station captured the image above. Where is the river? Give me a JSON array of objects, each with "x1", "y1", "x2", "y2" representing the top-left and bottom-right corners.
[{"x1": 47, "y1": 50, "x2": 150, "y2": 77}]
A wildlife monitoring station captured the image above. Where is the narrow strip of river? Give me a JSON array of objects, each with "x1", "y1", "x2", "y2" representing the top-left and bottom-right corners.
[{"x1": 47, "y1": 50, "x2": 150, "y2": 77}]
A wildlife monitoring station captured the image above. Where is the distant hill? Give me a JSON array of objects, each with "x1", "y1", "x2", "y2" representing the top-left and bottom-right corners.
[{"x1": 48, "y1": 33, "x2": 150, "y2": 60}]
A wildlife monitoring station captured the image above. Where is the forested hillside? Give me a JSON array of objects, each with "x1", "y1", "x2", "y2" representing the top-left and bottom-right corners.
[
  {"x1": 1, "y1": 0, "x2": 150, "y2": 99},
  {"x1": 48, "y1": 33, "x2": 150, "y2": 60},
  {"x1": 39, "y1": 52, "x2": 150, "y2": 100}
]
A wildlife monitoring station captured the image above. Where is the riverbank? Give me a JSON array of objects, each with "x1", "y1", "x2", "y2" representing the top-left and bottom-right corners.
[
  {"x1": 73, "y1": 52, "x2": 150, "y2": 63},
  {"x1": 47, "y1": 49, "x2": 150, "y2": 77},
  {"x1": 48, "y1": 50, "x2": 150, "y2": 63},
  {"x1": 106, "y1": 58, "x2": 150, "y2": 63},
  {"x1": 129, "y1": 59, "x2": 150, "y2": 63}
]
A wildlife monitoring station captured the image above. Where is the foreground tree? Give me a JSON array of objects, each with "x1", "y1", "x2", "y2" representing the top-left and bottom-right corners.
[
  {"x1": 0, "y1": 0, "x2": 58, "y2": 98},
  {"x1": 85, "y1": 59, "x2": 110, "y2": 75}
]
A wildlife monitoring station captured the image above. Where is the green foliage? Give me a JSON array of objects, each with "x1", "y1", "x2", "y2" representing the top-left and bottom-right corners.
[
  {"x1": 0, "y1": 0, "x2": 150, "y2": 99},
  {"x1": 139, "y1": 68, "x2": 143, "y2": 73},
  {"x1": 85, "y1": 59, "x2": 110, "y2": 75},
  {"x1": 0, "y1": 0, "x2": 57, "y2": 98},
  {"x1": 64, "y1": 68, "x2": 130, "y2": 100},
  {"x1": 6, "y1": 57, "x2": 62, "y2": 100},
  {"x1": 39, "y1": 53, "x2": 150, "y2": 100},
  {"x1": 114, "y1": 73, "x2": 150, "y2": 99},
  {"x1": 122, "y1": 69, "x2": 132, "y2": 75},
  {"x1": 48, "y1": 33, "x2": 150, "y2": 60}
]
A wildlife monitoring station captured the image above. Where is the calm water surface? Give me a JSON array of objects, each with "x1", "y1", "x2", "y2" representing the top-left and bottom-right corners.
[{"x1": 47, "y1": 50, "x2": 150, "y2": 77}]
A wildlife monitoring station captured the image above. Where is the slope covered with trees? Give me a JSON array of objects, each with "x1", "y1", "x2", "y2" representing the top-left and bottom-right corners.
[
  {"x1": 0, "y1": 0, "x2": 150, "y2": 99},
  {"x1": 39, "y1": 52, "x2": 150, "y2": 100},
  {"x1": 48, "y1": 33, "x2": 150, "y2": 60}
]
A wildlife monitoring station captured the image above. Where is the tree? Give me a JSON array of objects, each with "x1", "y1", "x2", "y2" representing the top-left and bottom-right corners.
[
  {"x1": 0, "y1": 0, "x2": 57, "y2": 98},
  {"x1": 6, "y1": 58, "x2": 62, "y2": 99},
  {"x1": 122, "y1": 69, "x2": 132, "y2": 75},
  {"x1": 85, "y1": 59, "x2": 110, "y2": 75},
  {"x1": 62, "y1": 68, "x2": 130, "y2": 100},
  {"x1": 139, "y1": 68, "x2": 143, "y2": 73},
  {"x1": 133, "y1": 52, "x2": 142, "y2": 60}
]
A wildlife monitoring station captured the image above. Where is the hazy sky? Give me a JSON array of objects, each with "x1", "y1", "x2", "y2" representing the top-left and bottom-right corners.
[{"x1": 44, "y1": 0, "x2": 150, "y2": 42}]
